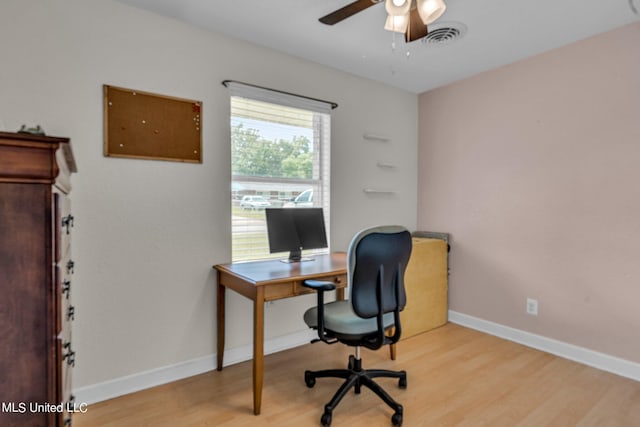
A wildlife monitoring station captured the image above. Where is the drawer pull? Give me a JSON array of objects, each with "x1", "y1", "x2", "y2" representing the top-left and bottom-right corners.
[
  {"x1": 66, "y1": 260, "x2": 75, "y2": 274},
  {"x1": 334, "y1": 277, "x2": 342, "y2": 284},
  {"x1": 67, "y1": 305, "x2": 75, "y2": 321},
  {"x1": 63, "y1": 342, "x2": 75, "y2": 367},
  {"x1": 64, "y1": 395, "x2": 75, "y2": 424},
  {"x1": 62, "y1": 280, "x2": 71, "y2": 299},
  {"x1": 62, "y1": 215, "x2": 74, "y2": 234}
]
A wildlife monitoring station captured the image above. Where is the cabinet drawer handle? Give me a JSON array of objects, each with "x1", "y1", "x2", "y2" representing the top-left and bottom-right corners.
[
  {"x1": 63, "y1": 394, "x2": 76, "y2": 425},
  {"x1": 66, "y1": 260, "x2": 75, "y2": 274},
  {"x1": 63, "y1": 342, "x2": 76, "y2": 367},
  {"x1": 62, "y1": 215, "x2": 74, "y2": 234},
  {"x1": 62, "y1": 280, "x2": 71, "y2": 299},
  {"x1": 334, "y1": 277, "x2": 342, "y2": 284},
  {"x1": 67, "y1": 305, "x2": 75, "y2": 321}
]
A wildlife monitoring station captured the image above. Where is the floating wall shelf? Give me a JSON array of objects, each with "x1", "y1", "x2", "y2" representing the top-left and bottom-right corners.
[
  {"x1": 363, "y1": 189, "x2": 396, "y2": 195},
  {"x1": 363, "y1": 133, "x2": 390, "y2": 143},
  {"x1": 376, "y1": 162, "x2": 397, "y2": 169}
]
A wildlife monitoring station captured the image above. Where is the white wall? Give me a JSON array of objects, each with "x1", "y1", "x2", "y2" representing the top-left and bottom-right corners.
[{"x1": 0, "y1": 0, "x2": 417, "y2": 401}]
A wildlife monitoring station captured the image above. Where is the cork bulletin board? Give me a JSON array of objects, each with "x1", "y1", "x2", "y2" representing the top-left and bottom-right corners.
[{"x1": 103, "y1": 85, "x2": 202, "y2": 163}]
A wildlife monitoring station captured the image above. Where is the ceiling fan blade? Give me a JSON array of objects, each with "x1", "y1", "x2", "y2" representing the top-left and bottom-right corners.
[
  {"x1": 319, "y1": 0, "x2": 380, "y2": 25},
  {"x1": 405, "y1": 7, "x2": 428, "y2": 42}
]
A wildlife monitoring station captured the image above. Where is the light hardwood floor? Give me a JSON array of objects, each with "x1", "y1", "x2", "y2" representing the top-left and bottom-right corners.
[{"x1": 74, "y1": 324, "x2": 640, "y2": 426}]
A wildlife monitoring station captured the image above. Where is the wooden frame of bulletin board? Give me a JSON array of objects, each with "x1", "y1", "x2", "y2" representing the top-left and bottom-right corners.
[{"x1": 103, "y1": 85, "x2": 202, "y2": 163}]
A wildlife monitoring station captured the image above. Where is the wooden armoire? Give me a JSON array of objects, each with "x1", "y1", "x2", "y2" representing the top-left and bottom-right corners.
[{"x1": 0, "y1": 131, "x2": 77, "y2": 426}]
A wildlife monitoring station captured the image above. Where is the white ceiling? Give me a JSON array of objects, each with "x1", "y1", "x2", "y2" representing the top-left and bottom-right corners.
[{"x1": 115, "y1": 0, "x2": 639, "y2": 93}]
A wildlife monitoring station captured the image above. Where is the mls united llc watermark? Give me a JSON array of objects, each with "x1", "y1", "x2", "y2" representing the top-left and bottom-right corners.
[{"x1": 2, "y1": 401, "x2": 88, "y2": 414}]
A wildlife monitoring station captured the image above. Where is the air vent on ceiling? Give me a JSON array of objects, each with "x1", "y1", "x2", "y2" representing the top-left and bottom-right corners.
[{"x1": 422, "y1": 22, "x2": 467, "y2": 46}]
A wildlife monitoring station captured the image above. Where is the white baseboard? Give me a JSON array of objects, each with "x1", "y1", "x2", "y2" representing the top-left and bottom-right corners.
[
  {"x1": 75, "y1": 313, "x2": 640, "y2": 405},
  {"x1": 73, "y1": 329, "x2": 316, "y2": 405},
  {"x1": 448, "y1": 310, "x2": 640, "y2": 382}
]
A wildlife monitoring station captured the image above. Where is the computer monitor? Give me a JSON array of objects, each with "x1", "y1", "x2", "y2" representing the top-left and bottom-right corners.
[{"x1": 265, "y1": 208, "x2": 328, "y2": 263}]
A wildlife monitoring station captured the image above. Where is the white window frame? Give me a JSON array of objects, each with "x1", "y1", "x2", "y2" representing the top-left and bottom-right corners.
[{"x1": 227, "y1": 82, "x2": 333, "y2": 262}]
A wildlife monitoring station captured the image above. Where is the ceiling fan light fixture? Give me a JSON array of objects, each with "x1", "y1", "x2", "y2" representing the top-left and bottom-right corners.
[
  {"x1": 417, "y1": 0, "x2": 447, "y2": 25},
  {"x1": 384, "y1": 14, "x2": 409, "y2": 33},
  {"x1": 385, "y1": 0, "x2": 411, "y2": 16}
]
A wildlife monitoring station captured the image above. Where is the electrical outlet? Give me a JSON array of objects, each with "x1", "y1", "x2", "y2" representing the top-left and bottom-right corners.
[{"x1": 526, "y1": 298, "x2": 538, "y2": 316}]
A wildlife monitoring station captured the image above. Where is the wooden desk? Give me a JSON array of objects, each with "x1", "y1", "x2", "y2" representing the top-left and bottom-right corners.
[{"x1": 213, "y1": 252, "x2": 347, "y2": 415}]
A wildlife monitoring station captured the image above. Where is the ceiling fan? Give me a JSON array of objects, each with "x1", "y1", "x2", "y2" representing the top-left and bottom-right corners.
[{"x1": 319, "y1": 0, "x2": 447, "y2": 43}]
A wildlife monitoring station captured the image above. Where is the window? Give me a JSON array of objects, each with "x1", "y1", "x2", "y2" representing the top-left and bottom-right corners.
[{"x1": 226, "y1": 82, "x2": 332, "y2": 262}]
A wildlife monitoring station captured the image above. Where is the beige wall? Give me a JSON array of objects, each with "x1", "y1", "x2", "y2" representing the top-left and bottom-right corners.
[
  {"x1": 418, "y1": 23, "x2": 640, "y2": 363},
  {"x1": 0, "y1": 0, "x2": 417, "y2": 398}
]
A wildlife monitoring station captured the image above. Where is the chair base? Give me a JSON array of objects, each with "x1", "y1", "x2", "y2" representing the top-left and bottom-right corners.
[{"x1": 305, "y1": 354, "x2": 406, "y2": 426}]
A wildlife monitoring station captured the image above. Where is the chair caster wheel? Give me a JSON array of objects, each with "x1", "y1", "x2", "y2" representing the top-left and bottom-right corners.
[
  {"x1": 305, "y1": 371, "x2": 316, "y2": 388},
  {"x1": 391, "y1": 412, "x2": 403, "y2": 426},
  {"x1": 398, "y1": 375, "x2": 407, "y2": 389},
  {"x1": 321, "y1": 411, "x2": 332, "y2": 426}
]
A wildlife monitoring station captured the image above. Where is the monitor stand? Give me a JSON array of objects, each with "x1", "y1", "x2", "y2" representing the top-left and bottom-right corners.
[{"x1": 280, "y1": 249, "x2": 314, "y2": 263}]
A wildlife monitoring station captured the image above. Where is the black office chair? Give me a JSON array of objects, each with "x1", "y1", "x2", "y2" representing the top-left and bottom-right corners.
[{"x1": 302, "y1": 225, "x2": 412, "y2": 427}]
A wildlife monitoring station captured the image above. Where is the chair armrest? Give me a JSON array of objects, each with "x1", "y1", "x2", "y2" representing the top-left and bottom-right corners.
[
  {"x1": 303, "y1": 280, "x2": 336, "y2": 292},
  {"x1": 302, "y1": 280, "x2": 338, "y2": 344}
]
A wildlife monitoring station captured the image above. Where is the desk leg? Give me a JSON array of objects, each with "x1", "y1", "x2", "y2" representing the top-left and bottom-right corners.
[
  {"x1": 388, "y1": 326, "x2": 397, "y2": 360},
  {"x1": 253, "y1": 287, "x2": 265, "y2": 415},
  {"x1": 216, "y1": 281, "x2": 226, "y2": 371},
  {"x1": 390, "y1": 343, "x2": 397, "y2": 360}
]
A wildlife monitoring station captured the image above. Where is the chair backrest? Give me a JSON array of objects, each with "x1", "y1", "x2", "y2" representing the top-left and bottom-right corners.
[{"x1": 347, "y1": 226, "x2": 412, "y2": 319}]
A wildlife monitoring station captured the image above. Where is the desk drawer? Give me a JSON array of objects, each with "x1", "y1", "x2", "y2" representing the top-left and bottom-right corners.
[
  {"x1": 263, "y1": 274, "x2": 347, "y2": 301},
  {"x1": 293, "y1": 274, "x2": 347, "y2": 295},
  {"x1": 264, "y1": 283, "x2": 295, "y2": 301}
]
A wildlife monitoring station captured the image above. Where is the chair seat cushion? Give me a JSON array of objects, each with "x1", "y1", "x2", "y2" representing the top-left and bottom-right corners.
[{"x1": 304, "y1": 300, "x2": 396, "y2": 335}]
